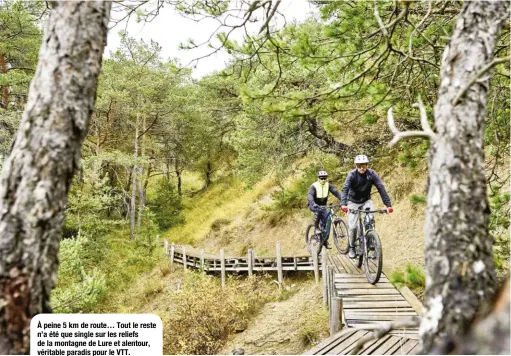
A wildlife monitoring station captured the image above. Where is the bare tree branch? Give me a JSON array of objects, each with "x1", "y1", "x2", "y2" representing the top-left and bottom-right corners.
[{"x1": 387, "y1": 97, "x2": 436, "y2": 147}]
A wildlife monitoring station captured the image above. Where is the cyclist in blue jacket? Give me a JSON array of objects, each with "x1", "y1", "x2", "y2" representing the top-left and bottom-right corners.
[
  {"x1": 308, "y1": 170, "x2": 342, "y2": 249},
  {"x1": 340, "y1": 155, "x2": 393, "y2": 258}
]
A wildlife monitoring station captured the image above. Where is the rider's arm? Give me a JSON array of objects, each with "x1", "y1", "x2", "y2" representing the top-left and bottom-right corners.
[
  {"x1": 371, "y1": 171, "x2": 392, "y2": 207},
  {"x1": 340, "y1": 172, "x2": 353, "y2": 206},
  {"x1": 329, "y1": 184, "x2": 343, "y2": 202},
  {"x1": 308, "y1": 185, "x2": 318, "y2": 209}
]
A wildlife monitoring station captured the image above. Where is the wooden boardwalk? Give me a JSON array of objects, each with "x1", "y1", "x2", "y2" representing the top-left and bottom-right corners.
[
  {"x1": 306, "y1": 254, "x2": 423, "y2": 355},
  {"x1": 164, "y1": 240, "x2": 321, "y2": 273}
]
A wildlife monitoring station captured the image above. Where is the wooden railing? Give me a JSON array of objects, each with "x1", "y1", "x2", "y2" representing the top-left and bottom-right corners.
[{"x1": 163, "y1": 239, "x2": 323, "y2": 290}]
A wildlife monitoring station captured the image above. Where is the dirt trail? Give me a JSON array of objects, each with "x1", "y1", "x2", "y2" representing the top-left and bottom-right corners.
[{"x1": 220, "y1": 280, "x2": 326, "y2": 355}]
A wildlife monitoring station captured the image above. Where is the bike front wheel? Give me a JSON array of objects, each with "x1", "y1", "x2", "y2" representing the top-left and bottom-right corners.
[
  {"x1": 305, "y1": 224, "x2": 322, "y2": 257},
  {"x1": 364, "y1": 230, "x2": 383, "y2": 284},
  {"x1": 332, "y1": 218, "x2": 349, "y2": 254}
]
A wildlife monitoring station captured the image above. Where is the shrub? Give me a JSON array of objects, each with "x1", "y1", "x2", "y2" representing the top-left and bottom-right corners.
[
  {"x1": 148, "y1": 178, "x2": 184, "y2": 231},
  {"x1": 51, "y1": 236, "x2": 108, "y2": 313},
  {"x1": 410, "y1": 194, "x2": 426, "y2": 206},
  {"x1": 164, "y1": 273, "x2": 281, "y2": 354}
]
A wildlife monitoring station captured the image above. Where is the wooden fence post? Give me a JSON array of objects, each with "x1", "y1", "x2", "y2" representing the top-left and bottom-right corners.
[
  {"x1": 170, "y1": 243, "x2": 175, "y2": 271},
  {"x1": 330, "y1": 297, "x2": 342, "y2": 337},
  {"x1": 220, "y1": 248, "x2": 226, "y2": 288},
  {"x1": 322, "y1": 249, "x2": 327, "y2": 305},
  {"x1": 276, "y1": 242, "x2": 283, "y2": 290},
  {"x1": 312, "y1": 246, "x2": 319, "y2": 285},
  {"x1": 164, "y1": 238, "x2": 168, "y2": 255},
  {"x1": 329, "y1": 266, "x2": 334, "y2": 310},
  {"x1": 248, "y1": 249, "x2": 253, "y2": 277},
  {"x1": 183, "y1": 246, "x2": 187, "y2": 270},
  {"x1": 200, "y1": 249, "x2": 205, "y2": 273}
]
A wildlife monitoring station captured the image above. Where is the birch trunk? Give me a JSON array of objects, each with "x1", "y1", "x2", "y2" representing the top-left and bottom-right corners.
[
  {"x1": 420, "y1": 1, "x2": 509, "y2": 352},
  {"x1": 130, "y1": 114, "x2": 139, "y2": 240},
  {"x1": 0, "y1": 2, "x2": 111, "y2": 354}
]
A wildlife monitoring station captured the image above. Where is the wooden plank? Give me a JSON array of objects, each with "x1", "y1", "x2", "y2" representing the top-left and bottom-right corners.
[
  {"x1": 342, "y1": 254, "x2": 364, "y2": 273},
  {"x1": 303, "y1": 329, "x2": 359, "y2": 355},
  {"x1": 335, "y1": 275, "x2": 389, "y2": 282},
  {"x1": 342, "y1": 295, "x2": 406, "y2": 302},
  {"x1": 276, "y1": 242, "x2": 283, "y2": 289},
  {"x1": 370, "y1": 335, "x2": 402, "y2": 355},
  {"x1": 313, "y1": 245, "x2": 320, "y2": 284},
  {"x1": 329, "y1": 298, "x2": 342, "y2": 337},
  {"x1": 345, "y1": 312, "x2": 418, "y2": 318},
  {"x1": 407, "y1": 343, "x2": 420, "y2": 355},
  {"x1": 344, "y1": 301, "x2": 412, "y2": 309},
  {"x1": 335, "y1": 283, "x2": 396, "y2": 289},
  {"x1": 337, "y1": 288, "x2": 401, "y2": 296},
  {"x1": 359, "y1": 334, "x2": 393, "y2": 355},
  {"x1": 220, "y1": 249, "x2": 225, "y2": 288},
  {"x1": 248, "y1": 249, "x2": 253, "y2": 277},
  {"x1": 344, "y1": 308, "x2": 416, "y2": 313},
  {"x1": 388, "y1": 339, "x2": 419, "y2": 355},
  {"x1": 397, "y1": 286, "x2": 424, "y2": 316},
  {"x1": 337, "y1": 255, "x2": 358, "y2": 274},
  {"x1": 329, "y1": 330, "x2": 369, "y2": 354},
  {"x1": 169, "y1": 243, "x2": 175, "y2": 270},
  {"x1": 182, "y1": 246, "x2": 187, "y2": 270}
]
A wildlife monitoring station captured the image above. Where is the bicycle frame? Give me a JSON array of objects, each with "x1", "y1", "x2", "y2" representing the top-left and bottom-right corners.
[
  {"x1": 318, "y1": 204, "x2": 342, "y2": 244},
  {"x1": 351, "y1": 208, "x2": 387, "y2": 256}
]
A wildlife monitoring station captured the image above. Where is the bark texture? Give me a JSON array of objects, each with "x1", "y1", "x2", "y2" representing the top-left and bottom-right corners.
[
  {"x1": 0, "y1": 2, "x2": 111, "y2": 354},
  {"x1": 420, "y1": 1, "x2": 509, "y2": 352}
]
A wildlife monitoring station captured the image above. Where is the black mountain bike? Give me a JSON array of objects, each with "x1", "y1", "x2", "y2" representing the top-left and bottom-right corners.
[
  {"x1": 305, "y1": 204, "x2": 349, "y2": 258},
  {"x1": 349, "y1": 208, "x2": 387, "y2": 284}
]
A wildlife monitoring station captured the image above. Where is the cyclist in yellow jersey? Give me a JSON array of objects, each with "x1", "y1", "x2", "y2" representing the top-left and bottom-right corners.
[{"x1": 307, "y1": 170, "x2": 342, "y2": 249}]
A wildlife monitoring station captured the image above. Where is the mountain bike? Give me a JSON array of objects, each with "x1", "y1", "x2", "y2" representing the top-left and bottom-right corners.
[
  {"x1": 305, "y1": 204, "x2": 349, "y2": 258},
  {"x1": 349, "y1": 208, "x2": 387, "y2": 284}
]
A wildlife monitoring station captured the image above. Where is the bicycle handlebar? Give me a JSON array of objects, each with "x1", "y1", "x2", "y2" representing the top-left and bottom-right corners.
[{"x1": 348, "y1": 208, "x2": 388, "y2": 214}]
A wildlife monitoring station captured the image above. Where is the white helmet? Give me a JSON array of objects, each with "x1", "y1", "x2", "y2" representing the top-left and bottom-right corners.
[
  {"x1": 317, "y1": 170, "x2": 328, "y2": 178},
  {"x1": 354, "y1": 155, "x2": 370, "y2": 164}
]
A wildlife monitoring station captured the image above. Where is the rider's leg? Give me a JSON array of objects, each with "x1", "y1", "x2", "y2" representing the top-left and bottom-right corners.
[{"x1": 347, "y1": 201, "x2": 358, "y2": 247}]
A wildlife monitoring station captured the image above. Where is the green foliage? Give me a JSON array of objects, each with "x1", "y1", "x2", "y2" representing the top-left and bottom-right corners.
[
  {"x1": 410, "y1": 194, "x2": 427, "y2": 206},
  {"x1": 164, "y1": 273, "x2": 283, "y2": 355},
  {"x1": 148, "y1": 178, "x2": 184, "y2": 231},
  {"x1": 390, "y1": 264, "x2": 426, "y2": 293},
  {"x1": 489, "y1": 189, "x2": 510, "y2": 278},
  {"x1": 51, "y1": 235, "x2": 107, "y2": 313}
]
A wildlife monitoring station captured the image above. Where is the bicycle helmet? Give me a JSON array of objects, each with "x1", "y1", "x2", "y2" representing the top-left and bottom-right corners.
[
  {"x1": 317, "y1": 170, "x2": 328, "y2": 178},
  {"x1": 354, "y1": 155, "x2": 370, "y2": 164}
]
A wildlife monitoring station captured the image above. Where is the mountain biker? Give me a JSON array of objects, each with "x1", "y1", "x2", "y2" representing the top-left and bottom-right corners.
[
  {"x1": 308, "y1": 170, "x2": 343, "y2": 249},
  {"x1": 340, "y1": 155, "x2": 393, "y2": 258}
]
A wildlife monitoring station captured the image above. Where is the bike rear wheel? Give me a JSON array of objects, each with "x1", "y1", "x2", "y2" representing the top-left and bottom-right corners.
[
  {"x1": 332, "y1": 218, "x2": 349, "y2": 254},
  {"x1": 364, "y1": 230, "x2": 383, "y2": 284},
  {"x1": 305, "y1": 224, "x2": 322, "y2": 257}
]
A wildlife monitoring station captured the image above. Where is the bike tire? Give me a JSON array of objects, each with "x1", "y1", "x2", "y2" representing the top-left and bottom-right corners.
[
  {"x1": 332, "y1": 218, "x2": 349, "y2": 254},
  {"x1": 355, "y1": 237, "x2": 363, "y2": 268},
  {"x1": 305, "y1": 224, "x2": 322, "y2": 257},
  {"x1": 364, "y1": 230, "x2": 383, "y2": 284}
]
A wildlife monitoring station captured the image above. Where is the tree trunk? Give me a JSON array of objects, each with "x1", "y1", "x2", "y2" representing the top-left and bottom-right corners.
[
  {"x1": 174, "y1": 159, "x2": 182, "y2": 196},
  {"x1": 420, "y1": 1, "x2": 509, "y2": 352},
  {"x1": 204, "y1": 161, "x2": 212, "y2": 188},
  {"x1": 0, "y1": 54, "x2": 8, "y2": 110},
  {"x1": 0, "y1": 2, "x2": 111, "y2": 354},
  {"x1": 136, "y1": 116, "x2": 146, "y2": 233},
  {"x1": 130, "y1": 113, "x2": 139, "y2": 240}
]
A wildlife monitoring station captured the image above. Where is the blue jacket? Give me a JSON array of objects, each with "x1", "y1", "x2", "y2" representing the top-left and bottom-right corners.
[{"x1": 340, "y1": 169, "x2": 392, "y2": 207}]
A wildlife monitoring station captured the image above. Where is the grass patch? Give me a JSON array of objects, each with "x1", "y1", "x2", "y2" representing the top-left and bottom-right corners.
[
  {"x1": 409, "y1": 194, "x2": 427, "y2": 206},
  {"x1": 164, "y1": 176, "x2": 274, "y2": 246},
  {"x1": 297, "y1": 287, "x2": 329, "y2": 347},
  {"x1": 164, "y1": 272, "x2": 285, "y2": 354},
  {"x1": 389, "y1": 263, "x2": 426, "y2": 301}
]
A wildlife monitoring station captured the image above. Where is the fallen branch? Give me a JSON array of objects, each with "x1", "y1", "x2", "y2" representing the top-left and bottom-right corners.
[
  {"x1": 387, "y1": 97, "x2": 436, "y2": 147},
  {"x1": 352, "y1": 316, "x2": 422, "y2": 354}
]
